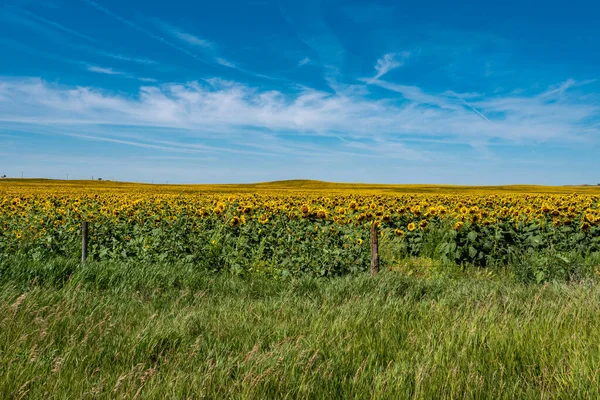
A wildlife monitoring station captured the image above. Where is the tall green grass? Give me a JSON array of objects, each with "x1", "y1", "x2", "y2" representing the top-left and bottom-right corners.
[{"x1": 2, "y1": 258, "x2": 600, "y2": 398}]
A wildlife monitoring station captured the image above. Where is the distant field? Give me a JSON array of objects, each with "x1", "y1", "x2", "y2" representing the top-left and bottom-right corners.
[
  {"x1": 3, "y1": 178, "x2": 600, "y2": 194},
  {"x1": 2, "y1": 179, "x2": 599, "y2": 280}
]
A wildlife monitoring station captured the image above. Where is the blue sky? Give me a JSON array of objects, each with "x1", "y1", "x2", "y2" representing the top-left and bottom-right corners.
[{"x1": 0, "y1": 0, "x2": 599, "y2": 184}]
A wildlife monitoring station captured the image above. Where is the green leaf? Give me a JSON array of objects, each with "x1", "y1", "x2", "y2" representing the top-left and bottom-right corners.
[
  {"x1": 468, "y1": 246, "x2": 477, "y2": 258},
  {"x1": 467, "y1": 231, "x2": 478, "y2": 242},
  {"x1": 535, "y1": 270, "x2": 546, "y2": 284}
]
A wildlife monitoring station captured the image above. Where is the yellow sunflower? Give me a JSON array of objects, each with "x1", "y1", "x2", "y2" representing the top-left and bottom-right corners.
[
  {"x1": 229, "y1": 216, "x2": 241, "y2": 227},
  {"x1": 394, "y1": 228, "x2": 405, "y2": 237}
]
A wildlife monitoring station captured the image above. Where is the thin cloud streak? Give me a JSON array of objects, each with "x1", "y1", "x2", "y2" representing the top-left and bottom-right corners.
[
  {"x1": 86, "y1": 64, "x2": 156, "y2": 82},
  {"x1": 93, "y1": 50, "x2": 157, "y2": 65},
  {"x1": 448, "y1": 90, "x2": 491, "y2": 122},
  {"x1": 6, "y1": 5, "x2": 98, "y2": 43},
  {"x1": 298, "y1": 57, "x2": 310, "y2": 66},
  {"x1": 150, "y1": 18, "x2": 284, "y2": 81},
  {"x1": 155, "y1": 20, "x2": 213, "y2": 48},
  {"x1": 0, "y1": 38, "x2": 156, "y2": 82},
  {"x1": 87, "y1": 65, "x2": 122, "y2": 75},
  {"x1": 81, "y1": 0, "x2": 210, "y2": 64},
  {"x1": 3, "y1": 5, "x2": 161, "y2": 68},
  {"x1": 79, "y1": 5, "x2": 282, "y2": 82},
  {"x1": 86, "y1": 65, "x2": 156, "y2": 83}
]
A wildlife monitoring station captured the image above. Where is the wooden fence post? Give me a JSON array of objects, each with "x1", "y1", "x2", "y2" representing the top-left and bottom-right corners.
[
  {"x1": 370, "y1": 222, "x2": 379, "y2": 275},
  {"x1": 81, "y1": 221, "x2": 88, "y2": 263}
]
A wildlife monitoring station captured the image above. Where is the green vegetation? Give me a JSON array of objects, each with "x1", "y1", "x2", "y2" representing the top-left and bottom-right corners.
[
  {"x1": 3, "y1": 181, "x2": 600, "y2": 397},
  {"x1": 2, "y1": 257, "x2": 600, "y2": 399},
  {"x1": 3, "y1": 180, "x2": 600, "y2": 279}
]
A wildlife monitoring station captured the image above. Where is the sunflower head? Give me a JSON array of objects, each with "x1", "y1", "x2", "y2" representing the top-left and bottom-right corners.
[
  {"x1": 585, "y1": 213, "x2": 596, "y2": 224},
  {"x1": 394, "y1": 228, "x2": 405, "y2": 237},
  {"x1": 580, "y1": 221, "x2": 591, "y2": 232},
  {"x1": 419, "y1": 219, "x2": 429, "y2": 230},
  {"x1": 552, "y1": 218, "x2": 561, "y2": 227},
  {"x1": 453, "y1": 221, "x2": 464, "y2": 231},
  {"x1": 229, "y1": 216, "x2": 241, "y2": 227},
  {"x1": 407, "y1": 222, "x2": 416, "y2": 232}
]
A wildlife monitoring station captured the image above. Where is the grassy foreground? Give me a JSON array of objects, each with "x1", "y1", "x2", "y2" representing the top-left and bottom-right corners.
[{"x1": 2, "y1": 259, "x2": 600, "y2": 399}]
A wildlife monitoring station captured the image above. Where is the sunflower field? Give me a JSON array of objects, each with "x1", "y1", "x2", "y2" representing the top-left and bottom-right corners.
[{"x1": 2, "y1": 180, "x2": 600, "y2": 280}]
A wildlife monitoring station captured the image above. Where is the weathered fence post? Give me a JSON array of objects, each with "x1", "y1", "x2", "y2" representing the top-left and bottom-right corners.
[
  {"x1": 370, "y1": 222, "x2": 379, "y2": 275},
  {"x1": 81, "y1": 221, "x2": 88, "y2": 263}
]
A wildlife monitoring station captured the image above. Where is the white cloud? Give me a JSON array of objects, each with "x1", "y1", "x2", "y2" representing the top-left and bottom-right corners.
[
  {"x1": 216, "y1": 58, "x2": 236, "y2": 68},
  {"x1": 154, "y1": 19, "x2": 213, "y2": 48},
  {"x1": 298, "y1": 57, "x2": 311, "y2": 67},
  {"x1": 86, "y1": 65, "x2": 156, "y2": 83},
  {"x1": 95, "y1": 51, "x2": 157, "y2": 65},
  {"x1": 278, "y1": 1, "x2": 346, "y2": 68},
  {"x1": 82, "y1": 0, "x2": 207, "y2": 63},
  {"x1": 0, "y1": 77, "x2": 597, "y2": 155},
  {"x1": 171, "y1": 30, "x2": 212, "y2": 48},
  {"x1": 5, "y1": 4, "x2": 98, "y2": 43},
  {"x1": 87, "y1": 65, "x2": 122, "y2": 75},
  {"x1": 373, "y1": 52, "x2": 409, "y2": 80}
]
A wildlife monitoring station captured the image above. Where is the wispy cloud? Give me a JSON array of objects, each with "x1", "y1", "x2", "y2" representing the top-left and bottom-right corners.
[
  {"x1": 86, "y1": 65, "x2": 156, "y2": 82},
  {"x1": 155, "y1": 21, "x2": 213, "y2": 48},
  {"x1": 372, "y1": 52, "x2": 410, "y2": 80},
  {"x1": 0, "y1": 77, "x2": 597, "y2": 153},
  {"x1": 0, "y1": 38, "x2": 156, "y2": 82},
  {"x1": 278, "y1": 1, "x2": 345, "y2": 70},
  {"x1": 173, "y1": 31, "x2": 212, "y2": 47},
  {"x1": 80, "y1": 3, "x2": 279, "y2": 81},
  {"x1": 93, "y1": 50, "x2": 157, "y2": 65},
  {"x1": 364, "y1": 78, "x2": 456, "y2": 109},
  {"x1": 4, "y1": 4, "x2": 98, "y2": 43},
  {"x1": 87, "y1": 65, "x2": 122, "y2": 75},
  {"x1": 2, "y1": 4, "x2": 163, "y2": 70},
  {"x1": 446, "y1": 90, "x2": 491, "y2": 122},
  {"x1": 150, "y1": 18, "x2": 278, "y2": 80},
  {"x1": 298, "y1": 57, "x2": 311, "y2": 67},
  {"x1": 81, "y1": 0, "x2": 210, "y2": 64},
  {"x1": 216, "y1": 58, "x2": 235, "y2": 68}
]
